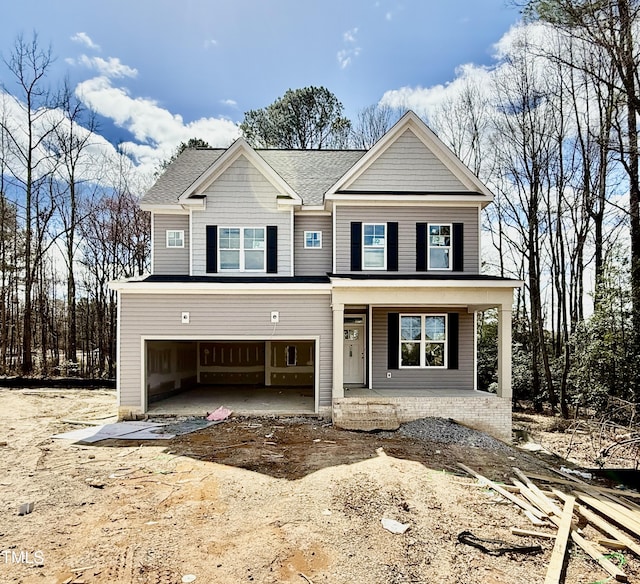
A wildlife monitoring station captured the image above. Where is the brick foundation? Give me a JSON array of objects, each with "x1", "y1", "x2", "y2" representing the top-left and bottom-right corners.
[{"x1": 332, "y1": 395, "x2": 512, "y2": 442}]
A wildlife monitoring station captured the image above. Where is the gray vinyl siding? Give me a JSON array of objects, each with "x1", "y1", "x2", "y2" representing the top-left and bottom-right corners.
[
  {"x1": 348, "y1": 129, "x2": 467, "y2": 192},
  {"x1": 335, "y1": 206, "x2": 479, "y2": 274},
  {"x1": 153, "y1": 214, "x2": 190, "y2": 275},
  {"x1": 372, "y1": 307, "x2": 474, "y2": 390},
  {"x1": 294, "y1": 215, "x2": 332, "y2": 276},
  {"x1": 118, "y1": 293, "x2": 332, "y2": 409},
  {"x1": 190, "y1": 155, "x2": 292, "y2": 276}
]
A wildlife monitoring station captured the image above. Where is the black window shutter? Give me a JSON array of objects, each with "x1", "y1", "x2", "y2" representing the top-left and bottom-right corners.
[
  {"x1": 206, "y1": 225, "x2": 217, "y2": 273},
  {"x1": 266, "y1": 226, "x2": 278, "y2": 273},
  {"x1": 447, "y1": 312, "x2": 459, "y2": 370},
  {"x1": 416, "y1": 222, "x2": 427, "y2": 271},
  {"x1": 453, "y1": 223, "x2": 464, "y2": 272},
  {"x1": 387, "y1": 312, "x2": 399, "y2": 369},
  {"x1": 350, "y1": 222, "x2": 362, "y2": 271},
  {"x1": 387, "y1": 222, "x2": 398, "y2": 271}
]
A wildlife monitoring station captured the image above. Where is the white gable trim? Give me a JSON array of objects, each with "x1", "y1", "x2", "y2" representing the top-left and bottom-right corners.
[
  {"x1": 325, "y1": 111, "x2": 493, "y2": 201},
  {"x1": 177, "y1": 138, "x2": 302, "y2": 204}
]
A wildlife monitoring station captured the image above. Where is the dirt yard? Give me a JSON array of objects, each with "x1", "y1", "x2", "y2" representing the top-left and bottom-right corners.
[{"x1": 0, "y1": 388, "x2": 637, "y2": 584}]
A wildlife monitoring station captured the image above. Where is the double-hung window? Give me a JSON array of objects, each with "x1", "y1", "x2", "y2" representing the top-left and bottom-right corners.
[
  {"x1": 400, "y1": 314, "x2": 447, "y2": 368},
  {"x1": 428, "y1": 224, "x2": 451, "y2": 270},
  {"x1": 219, "y1": 227, "x2": 265, "y2": 271},
  {"x1": 363, "y1": 223, "x2": 386, "y2": 269}
]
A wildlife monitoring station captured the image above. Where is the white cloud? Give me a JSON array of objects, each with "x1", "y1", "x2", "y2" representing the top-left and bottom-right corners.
[
  {"x1": 75, "y1": 76, "x2": 240, "y2": 174},
  {"x1": 204, "y1": 39, "x2": 218, "y2": 49},
  {"x1": 221, "y1": 99, "x2": 238, "y2": 108},
  {"x1": 343, "y1": 27, "x2": 358, "y2": 43},
  {"x1": 78, "y1": 55, "x2": 138, "y2": 79},
  {"x1": 338, "y1": 27, "x2": 362, "y2": 69},
  {"x1": 71, "y1": 32, "x2": 100, "y2": 51}
]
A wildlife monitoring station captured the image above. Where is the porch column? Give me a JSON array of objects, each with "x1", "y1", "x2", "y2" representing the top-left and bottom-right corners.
[
  {"x1": 332, "y1": 302, "x2": 344, "y2": 399},
  {"x1": 497, "y1": 306, "x2": 512, "y2": 400}
]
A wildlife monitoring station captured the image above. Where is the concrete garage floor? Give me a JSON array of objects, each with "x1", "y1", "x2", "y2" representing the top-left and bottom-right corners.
[{"x1": 147, "y1": 385, "x2": 316, "y2": 416}]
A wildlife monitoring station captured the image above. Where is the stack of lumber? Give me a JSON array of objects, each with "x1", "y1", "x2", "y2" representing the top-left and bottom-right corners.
[{"x1": 458, "y1": 463, "x2": 640, "y2": 583}]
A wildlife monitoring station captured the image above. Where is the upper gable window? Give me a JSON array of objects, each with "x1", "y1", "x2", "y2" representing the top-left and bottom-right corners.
[
  {"x1": 428, "y1": 224, "x2": 451, "y2": 270},
  {"x1": 166, "y1": 230, "x2": 184, "y2": 248},
  {"x1": 304, "y1": 231, "x2": 322, "y2": 249},
  {"x1": 219, "y1": 227, "x2": 265, "y2": 271},
  {"x1": 363, "y1": 223, "x2": 386, "y2": 270}
]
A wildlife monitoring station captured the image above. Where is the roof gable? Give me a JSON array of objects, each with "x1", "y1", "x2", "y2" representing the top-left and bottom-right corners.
[
  {"x1": 327, "y1": 111, "x2": 493, "y2": 202},
  {"x1": 178, "y1": 138, "x2": 301, "y2": 204}
]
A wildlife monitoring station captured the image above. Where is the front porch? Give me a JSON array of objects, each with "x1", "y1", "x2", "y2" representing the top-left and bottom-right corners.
[
  {"x1": 335, "y1": 388, "x2": 511, "y2": 441},
  {"x1": 330, "y1": 275, "x2": 521, "y2": 442}
]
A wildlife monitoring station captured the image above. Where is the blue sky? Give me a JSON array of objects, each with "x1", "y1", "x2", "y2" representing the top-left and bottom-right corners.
[{"x1": 1, "y1": 0, "x2": 523, "y2": 172}]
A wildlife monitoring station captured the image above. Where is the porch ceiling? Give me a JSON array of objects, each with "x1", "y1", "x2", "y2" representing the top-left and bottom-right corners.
[{"x1": 330, "y1": 278, "x2": 519, "y2": 309}]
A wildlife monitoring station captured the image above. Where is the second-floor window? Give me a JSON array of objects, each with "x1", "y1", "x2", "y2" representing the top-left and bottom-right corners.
[
  {"x1": 428, "y1": 224, "x2": 451, "y2": 270},
  {"x1": 219, "y1": 227, "x2": 265, "y2": 271},
  {"x1": 166, "y1": 230, "x2": 184, "y2": 248},
  {"x1": 363, "y1": 223, "x2": 386, "y2": 270},
  {"x1": 304, "y1": 231, "x2": 322, "y2": 249}
]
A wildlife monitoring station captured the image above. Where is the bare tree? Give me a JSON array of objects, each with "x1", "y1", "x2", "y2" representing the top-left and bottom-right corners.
[
  {"x1": 351, "y1": 104, "x2": 402, "y2": 149},
  {"x1": 0, "y1": 33, "x2": 61, "y2": 373}
]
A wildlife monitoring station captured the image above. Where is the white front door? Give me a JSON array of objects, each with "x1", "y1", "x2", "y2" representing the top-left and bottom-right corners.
[{"x1": 343, "y1": 322, "x2": 365, "y2": 384}]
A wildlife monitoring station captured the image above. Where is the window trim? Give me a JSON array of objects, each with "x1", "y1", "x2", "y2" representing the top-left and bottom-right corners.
[
  {"x1": 218, "y1": 226, "x2": 266, "y2": 272},
  {"x1": 399, "y1": 313, "x2": 448, "y2": 369},
  {"x1": 362, "y1": 222, "x2": 387, "y2": 270},
  {"x1": 166, "y1": 229, "x2": 185, "y2": 249},
  {"x1": 304, "y1": 230, "x2": 323, "y2": 249},
  {"x1": 427, "y1": 223, "x2": 452, "y2": 271}
]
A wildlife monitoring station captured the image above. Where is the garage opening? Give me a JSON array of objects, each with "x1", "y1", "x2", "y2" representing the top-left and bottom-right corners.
[{"x1": 145, "y1": 340, "x2": 316, "y2": 415}]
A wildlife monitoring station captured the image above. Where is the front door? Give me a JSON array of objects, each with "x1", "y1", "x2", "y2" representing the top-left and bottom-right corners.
[{"x1": 343, "y1": 319, "x2": 365, "y2": 385}]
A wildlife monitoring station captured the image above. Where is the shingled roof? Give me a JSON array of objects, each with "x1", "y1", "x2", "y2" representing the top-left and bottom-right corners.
[{"x1": 142, "y1": 146, "x2": 367, "y2": 207}]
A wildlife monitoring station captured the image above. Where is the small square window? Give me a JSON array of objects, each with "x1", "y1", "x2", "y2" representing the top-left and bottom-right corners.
[
  {"x1": 166, "y1": 230, "x2": 184, "y2": 248},
  {"x1": 304, "y1": 231, "x2": 322, "y2": 249}
]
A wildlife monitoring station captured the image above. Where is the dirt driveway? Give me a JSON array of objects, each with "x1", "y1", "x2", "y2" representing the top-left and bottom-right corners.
[{"x1": 0, "y1": 388, "x2": 635, "y2": 583}]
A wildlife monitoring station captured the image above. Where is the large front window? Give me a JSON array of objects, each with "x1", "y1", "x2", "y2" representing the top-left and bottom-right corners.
[
  {"x1": 428, "y1": 224, "x2": 451, "y2": 270},
  {"x1": 219, "y1": 227, "x2": 265, "y2": 271},
  {"x1": 400, "y1": 314, "x2": 447, "y2": 368},
  {"x1": 363, "y1": 223, "x2": 386, "y2": 269}
]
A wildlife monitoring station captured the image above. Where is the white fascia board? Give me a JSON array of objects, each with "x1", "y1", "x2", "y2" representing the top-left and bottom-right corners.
[
  {"x1": 140, "y1": 203, "x2": 192, "y2": 213},
  {"x1": 109, "y1": 280, "x2": 332, "y2": 295},
  {"x1": 329, "y1": 277, "x2": 523, "y2": 289},
  {"x1": 295, "y1": 206, "x2": 331, "y2": 216},
  {"x1": 325, "y1": 194, "x2": 492, "y2": 208}
]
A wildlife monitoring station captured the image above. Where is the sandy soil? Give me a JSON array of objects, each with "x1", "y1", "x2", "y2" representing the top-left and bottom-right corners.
[{"x1": 0, "y1": 388, "x2": 637, "y2": 584}]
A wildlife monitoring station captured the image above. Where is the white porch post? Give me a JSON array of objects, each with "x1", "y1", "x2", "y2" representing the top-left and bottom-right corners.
[
  {"x1": 497, "y1": 306, "x2": 512, "y2": 400},
  {"x1": 332, "y1": 302, "x2": 344, "y2": 399}
]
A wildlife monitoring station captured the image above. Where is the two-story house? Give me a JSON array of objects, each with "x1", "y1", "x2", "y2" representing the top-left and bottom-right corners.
[{"x1": 110, "y1": 112, "x2": 521, "y2": 441}]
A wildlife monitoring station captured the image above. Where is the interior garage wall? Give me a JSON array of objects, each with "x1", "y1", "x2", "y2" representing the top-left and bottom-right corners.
[
  {"x1": 147, "y1": 340, "x2": 198, "y2": 402},
  {"x1": 118, "y1": 292, "x2": 332, "y2": 411}
]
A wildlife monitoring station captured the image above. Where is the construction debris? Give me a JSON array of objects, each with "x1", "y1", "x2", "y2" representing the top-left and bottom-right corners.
[
  {"x1": 17, "y1": 502, "x2": 34, "y2": 515},
  {"x1": 458, "y1": 464, "x2": 639, "y2": 583},
  {"x1": 381, "y1": 518, "x2": 410, "y2": 534},
  {"x1": 457, "y1": 530, "x2": 543, "y2": 556}
]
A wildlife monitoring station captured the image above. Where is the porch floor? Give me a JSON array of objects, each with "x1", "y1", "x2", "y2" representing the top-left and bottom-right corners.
[
  {"x1": 343, "y1": 387, "x2": 496, "y2": 398},
  {"x1": 147, "y1": 385, "x2": 316, "y2": 416}
]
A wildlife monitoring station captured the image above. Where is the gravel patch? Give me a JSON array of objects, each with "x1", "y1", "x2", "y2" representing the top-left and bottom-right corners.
[{"x1": 392, "y1": 417, "x2": 516, "y2": 454}]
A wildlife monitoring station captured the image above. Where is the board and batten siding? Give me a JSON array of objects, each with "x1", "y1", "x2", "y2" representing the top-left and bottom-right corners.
[
  {"x1": 335, "y1": 206, "x2": 479, "y2": 274},
  {"x1": 294, "y1": 215, "x2": 332, "y2": 276},
  {"x1": 190, "y1": 155, "x2": 292, "y2": 276},
  {"x1": 118, "y1": 293, "x2": 332, "y2": 410},
  {"x1": 348, "y1": 129, "x2": 467, "y2": 192},
  {"x1": 372, "y1": 307, "x2": 474, "y2": 391},
  {"x1": 152, "y1": 214, "x2": 190, "y2": 275}
]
